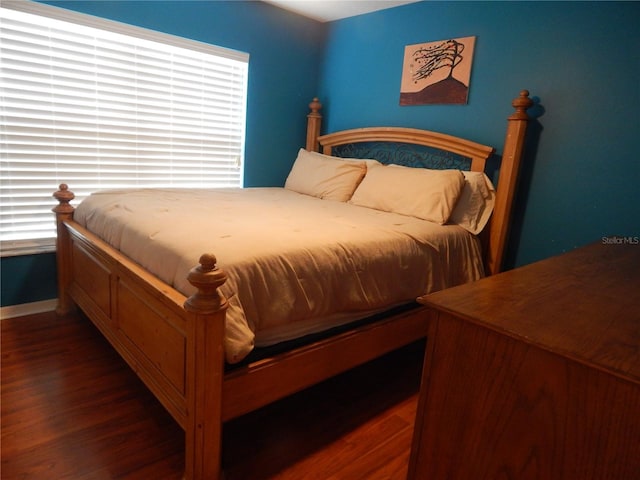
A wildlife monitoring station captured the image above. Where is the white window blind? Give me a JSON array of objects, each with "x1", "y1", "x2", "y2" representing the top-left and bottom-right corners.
[{"x1": 0, "y1": 1, "x2": 249, "y2": 256}]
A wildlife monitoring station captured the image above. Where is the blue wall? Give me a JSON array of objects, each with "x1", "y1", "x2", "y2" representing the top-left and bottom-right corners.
[
  {"x1": 319, "y1": 1, "x2": 640, "y2": 267},
  {"x1": 3, "y1": 0, "x2": 639, "y2": 306},
  {"x1": 1, "y1": 254, "x2": 58, "y2": 306}
]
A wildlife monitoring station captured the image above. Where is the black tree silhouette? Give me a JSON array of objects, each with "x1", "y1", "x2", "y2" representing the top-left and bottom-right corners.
[{"x1": 411, "y1": 39, "x2": 465, "y2": 84}]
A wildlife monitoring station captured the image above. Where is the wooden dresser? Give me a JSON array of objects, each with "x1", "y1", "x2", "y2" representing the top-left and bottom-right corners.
[{"x1": 408, "y1": 241, "x2": 640, "y2": 480}]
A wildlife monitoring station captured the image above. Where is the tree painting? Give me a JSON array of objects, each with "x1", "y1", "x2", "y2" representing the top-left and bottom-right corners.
[{"x1": 400, "y1": 36, "x2": 476, "y2": 106}]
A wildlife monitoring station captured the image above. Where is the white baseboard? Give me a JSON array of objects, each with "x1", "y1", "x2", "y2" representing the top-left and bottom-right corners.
[{"x1": 0, "y1": 299, "x2": 57, "y2": 320}]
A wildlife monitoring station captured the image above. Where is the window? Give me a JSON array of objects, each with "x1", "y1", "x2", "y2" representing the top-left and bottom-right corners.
[{"x1": 0, "y1": 1, "x2": 249, "y2": 256}]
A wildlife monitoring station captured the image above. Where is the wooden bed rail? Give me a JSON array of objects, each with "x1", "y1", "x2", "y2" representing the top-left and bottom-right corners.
[{"x1": 305, "y1": 90, "x2": 533, "y2": 275}]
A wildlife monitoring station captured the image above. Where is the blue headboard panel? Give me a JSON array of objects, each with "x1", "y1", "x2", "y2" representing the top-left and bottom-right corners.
[
  {"x1": 331, "y1": 141, "x2": 472, "y2": 170},
  {"x1": 317, "y1": 126, "x2": 494, "y2": 173}
]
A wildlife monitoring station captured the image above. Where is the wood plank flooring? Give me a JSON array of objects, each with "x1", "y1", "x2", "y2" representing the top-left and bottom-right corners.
[{"x1": 1, "y1": 311, "x2": 423, "y2": 480}]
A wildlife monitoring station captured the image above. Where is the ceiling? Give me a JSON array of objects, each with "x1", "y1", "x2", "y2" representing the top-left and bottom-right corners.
[{"x1": 263, "y1": 0, "x2": 420, "y2": 23}]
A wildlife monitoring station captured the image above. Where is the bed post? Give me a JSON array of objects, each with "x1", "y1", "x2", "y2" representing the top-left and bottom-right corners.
[
  {"x1": 306, "y1": 97, "x2": 323, "y2": 152},
  {"x1": 183, "y1": 254, "x2": 228, "y2": 480},
  {"x1": 485, "y1": 90, "x2": 533, "y2": 275},
  {"x1": 53, "y1": 184, "x2": 75, "y2": 315}
]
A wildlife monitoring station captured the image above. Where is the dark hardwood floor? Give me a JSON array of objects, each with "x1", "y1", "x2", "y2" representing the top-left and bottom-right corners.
[{"x1": 1, "y1": 310, "x2": 423, "y2": 479}]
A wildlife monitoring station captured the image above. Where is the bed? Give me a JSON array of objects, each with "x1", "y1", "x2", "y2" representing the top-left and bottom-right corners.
[{"x1": 53, "y1": 90, "x2": 533, "y2": 479}]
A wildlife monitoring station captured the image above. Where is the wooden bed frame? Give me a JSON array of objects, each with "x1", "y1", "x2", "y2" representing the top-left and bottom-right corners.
[{"x1": 53, "y1": 90, "x2": 533, "y2": 479}]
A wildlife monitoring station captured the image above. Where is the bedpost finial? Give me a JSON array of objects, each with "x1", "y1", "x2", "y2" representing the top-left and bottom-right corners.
[
  {"x1": 184, "y1": 253, "x2": 228, "y2": 313},
  {"x1": 510, "y1": 90, "x2": 533, "y2": 120},
  {"x1": 309, "y1": 97, "x2": 322, "y2": 115},
  {"x1": 53, "y1": 184, "x2": 75, "y2": 214},
  {"x1": 199, "y1": 253, "x2": 218, "y2": 272}
]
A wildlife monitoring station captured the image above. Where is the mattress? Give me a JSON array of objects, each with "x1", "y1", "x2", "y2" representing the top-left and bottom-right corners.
[{"x1": 74, "y1": 187, "x2": 485, "y2": 363}]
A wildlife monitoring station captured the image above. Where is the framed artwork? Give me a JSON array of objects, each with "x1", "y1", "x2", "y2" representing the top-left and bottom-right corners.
[{"x1": 400, "y1": 36, "x2": 476, "y2": 106}]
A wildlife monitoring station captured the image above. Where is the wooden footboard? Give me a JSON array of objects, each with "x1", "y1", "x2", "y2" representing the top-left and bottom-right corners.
[{"x1": 53, "y1": 189, "x2": 227, "y2": 478}]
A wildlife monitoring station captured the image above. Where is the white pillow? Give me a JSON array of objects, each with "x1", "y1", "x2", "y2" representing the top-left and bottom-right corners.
[
  {"x1": 284, "y1": 149, "x2": 367, "y2": 202},
  {"x1": 349, "y1": 164, "x2": 465, "y2": 224},
  {"x1": 448, "y1": 171, "x2": 496, "y2": 235}
]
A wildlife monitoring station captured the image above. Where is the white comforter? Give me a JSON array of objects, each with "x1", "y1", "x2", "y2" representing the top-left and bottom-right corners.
[{"x1": 74, "y1": 187, "x2": 484, "y2": 363}]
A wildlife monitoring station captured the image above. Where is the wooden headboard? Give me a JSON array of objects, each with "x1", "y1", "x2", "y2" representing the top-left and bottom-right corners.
[{"x1": 304, "y1": 91, "x2": 533, "y2": 275}]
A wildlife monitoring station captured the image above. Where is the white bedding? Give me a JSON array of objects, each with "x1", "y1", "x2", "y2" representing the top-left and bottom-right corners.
[{"x1": 74, "y1": 187, "x2": 485, "y2": 363}]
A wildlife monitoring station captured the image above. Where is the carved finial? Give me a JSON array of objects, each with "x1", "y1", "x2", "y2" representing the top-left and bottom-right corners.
[
  {"x1": 53, "y1": 184, "x2": 75, "y2": 214},
  {"x1": 510, "y1": 90, "x2": 533, "y2": 120},
  {"x1": 198, "y1": 253, "x2": 217, "y2": 272},
  {"x1": 308, "y1": 97, "x2": 322, "y2": 116},
  {"x1": 184, "y1": 254, "x2": 228, "y2": 314}
]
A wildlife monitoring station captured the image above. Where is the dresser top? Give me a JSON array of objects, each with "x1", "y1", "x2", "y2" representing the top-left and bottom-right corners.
[{"x1": 419, "y1": 241, "x2": 640, "y2": 383}]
